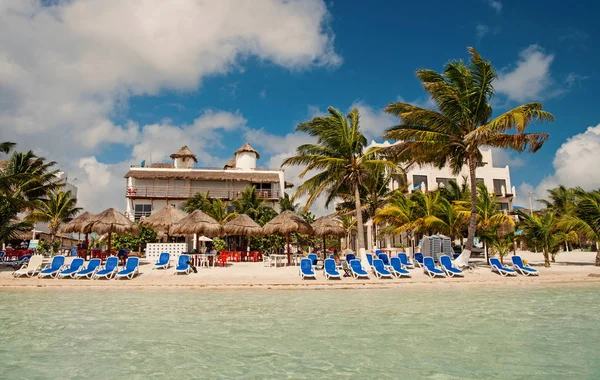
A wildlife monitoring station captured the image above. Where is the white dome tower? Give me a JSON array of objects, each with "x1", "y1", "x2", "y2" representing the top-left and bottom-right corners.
[
  {"x1": 170, "y1": 146, "x2": 197, "y2": 169},
  {"x1": 234, "y1": 143, "x2": 259, "y2": 171}
]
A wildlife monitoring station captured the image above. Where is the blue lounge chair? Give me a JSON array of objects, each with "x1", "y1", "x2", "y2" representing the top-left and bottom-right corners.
[
  {"x1": 93, "y1": 257, "x2": 119, "y2": 280},
  {"x1": 323, "y1": 258, "x2": 341, "y2": 280},
  {"x1": 366, "y1": 253, "x2": 375, "y2": 269},
  {"x1": 153, "y1": 252, "x2": 171, "y2": 270},
  {"x1": 300, "y1": 258, "x2": 317, "y2": 279},
  {"x1": 116, "y1": 257, "x2": 139, "y2": 279},
  {"x1": 375, "y1": 249, "x2": 383, "y2": 255},
  {"x1": 307, "y1": 253, "x2": 319, "y2": 267},
  {"x1": 70, "y1": 247, "x2": 77, "y2": 256},
  {"x1": 490, "y1": 257, "x2": 517, "y2": 277},
  {"x1": 390, "y1": 257, "x2": 411, "y2": 278},
  {"x1": 74, "y1": 258, "x2": 101, "y2": 279},
  {"x1": 349, "y1": 259, "x2": 369, "y2": 279},
  {"x1": 0, "y1": 251, "x2": 5, "y2": 262},
  {"x1": 398, "y1": 253, "x2": 415, "y2": 269},
  {"x1": 414, "y1": 253, "x2": 424, "y2": 268},
  {"x1": 378, "y1": 253, "x2": 391, "y2": 267},
  {"x1": 3, "y1": 254, "x2": 32, "y2": 269},
  {"x1": 423, "y1": 257, "x2": 446, "y2": 278},
  {"x1": 174, "y1": 254, "x2": 192, "y2": 275},
  {"x1": 345, "y1": 253, "x2": 356, "y2": 263},
  {"x1": 372, "y1": 259, "x2": 393, "y2": 279},
  {"x1": 511, "y1": 256, "x2": 539, "y2": 276},
  {"x1": 38, "y1": 255, "x2": 66, "y2": 279},
  {"x1": 57, "y1": 258, "x2": 85, "y2": 279},
  {"x1": 439, "y1": 255, "x2": 464, "y2": 277}
]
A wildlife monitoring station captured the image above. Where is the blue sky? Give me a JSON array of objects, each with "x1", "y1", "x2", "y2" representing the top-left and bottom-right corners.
[{"x1": 1, "y1": 0, "x2": 599, "y2": 212}]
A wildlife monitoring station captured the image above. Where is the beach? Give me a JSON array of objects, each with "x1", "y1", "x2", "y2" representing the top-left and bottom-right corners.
[{"x1": 1, "y1": 250, "x2": 599, "y2": 290}]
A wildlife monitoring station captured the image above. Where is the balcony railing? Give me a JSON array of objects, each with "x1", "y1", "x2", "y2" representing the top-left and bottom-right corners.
[{"x1": 126, "y1": 186, "x2": 279, "y2": 200}]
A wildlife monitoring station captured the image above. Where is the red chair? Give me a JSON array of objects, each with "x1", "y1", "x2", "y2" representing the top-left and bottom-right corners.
[{"x1": 217, "y1": 252, "x2": 228, "y2": 267}]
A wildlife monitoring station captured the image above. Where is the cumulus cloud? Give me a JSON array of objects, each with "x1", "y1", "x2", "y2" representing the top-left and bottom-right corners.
[
  {"x1": 489, "y1": 148, "x2": 525, "y2": 168},
  {"x1": 350, "y1": 101, "x2": 397, "y2": 142},
  {"x1": 0, "y1": 0, "x2": 340, "y2": 212},
  {"x1": 485, "y1": 0, "x2": 502, "y2": 13},
  {"x1": 476, "y1": 24, "x2": 490, "y2": 40},
  {"x1": 515, "y1": 124, "x2": 600, "y2": 207}
]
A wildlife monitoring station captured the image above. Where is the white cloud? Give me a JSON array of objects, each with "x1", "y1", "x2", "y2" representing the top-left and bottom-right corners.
[
  {"x1": 476, "y1": 24, "x2": 490, "y2": 40},
  {"x1": 350, "y1": 101, "x2": 398, "y2": 141},
  {"x1": 514, "y1": 124, "x2": 600, "y2": 207},
  {"x1": 0, "y1": 0, "x2": 340, "y2": 212},
  {"x1": 495, "y1": 45, "x2": 555, "y2": 102},
  {"x1": 489, "y1": 148, "x2": 525, "y2": 168},
  {"x1": 485, "y1": 0, "x2": 502, "y2": 13}
]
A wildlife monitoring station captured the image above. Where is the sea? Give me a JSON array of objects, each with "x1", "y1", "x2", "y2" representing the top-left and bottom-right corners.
[{"x1": 0, "y1": 286, "x2": 598, "y2": 379}]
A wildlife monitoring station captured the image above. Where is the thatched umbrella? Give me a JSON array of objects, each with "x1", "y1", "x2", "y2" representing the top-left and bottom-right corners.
[
  {"x1": 139, "y1": 205, "x2": 186, "y2": 238},
  {"x1": 223, "y1": 214, "x2": 263, "y2": 251},
  {"x1": 263, "y1": 210, "x2": 313, "y2": 265},
  {"x1": 61, "y1": 211, "x2": 96, "y2": 248},
  {"x1": 87, "y1": 208, "x2": 138, "y2": 252},
  {"x1": 311, "y1": 216, "x2": 345, "y2": 254},
  {"x1": 169, "y1": 210, "x2": 223, "y2": 250}
]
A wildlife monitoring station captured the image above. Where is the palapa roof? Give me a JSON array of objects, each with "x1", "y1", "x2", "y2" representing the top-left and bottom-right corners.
[
  {"x1": 262, "y1": 210, "x2": 313, "y2": 235},
  {"x1": 311, "y1": 216, "x2": 345, "y2": 237},
  {"x1": 223, "y1": 158, "x2": 236, "y2": 169},
  {"x1": 61, "y1": 211, "x2": 96, "y2": 234},
  {"x1": 169, "y1": 210, "x2": 223, "y2": 237},
  {"x1": 87, "y1": 208, "x2": 138, "y2": 236},
  {"x1": 170, "y1": 146, "x2": 198, "y2": 163},
  {"x1": 234, "y1": 143, "x2": 260, "y2": 159},
  {"x1": 139, "y1": 205, "x2": 186, "y2": 231},
  {"x1": 150, "y1": 163, "x2": 174, "y2": 168},
  {"x1": 123, "y1": 170, "x2": 279, "y2": 182},
  {"x1": 223, "y1": 214, "x2": 263, "y2": 236}
]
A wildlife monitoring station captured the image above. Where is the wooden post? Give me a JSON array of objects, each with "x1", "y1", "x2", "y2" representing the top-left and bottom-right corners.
[{"x1": 286, "y1": 233, "x2": 291, "y2": 266}]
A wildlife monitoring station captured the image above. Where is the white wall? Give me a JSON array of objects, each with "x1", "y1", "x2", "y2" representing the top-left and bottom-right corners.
[{"x1": 235, "y1": 152, "x2": 257, "y2": 170}]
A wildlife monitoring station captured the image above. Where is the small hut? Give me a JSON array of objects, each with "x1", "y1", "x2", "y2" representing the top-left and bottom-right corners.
[
  {"x1": 223, "y1": 214, "x2": 263, "y2": 251},
  {"x1": 170, "y1": 210, "x2": 223, "y2": 250},
  {"x1": 61, "y1": 211, "x2": 95, "y2": 235},
  {"x1": 139, "y1": 205, "x2": 186, "y2": 238},
  {"x1": 87, "y1": 208, "x2": 138, "y2": 252},
  {"x1": 311, "y1": 216, "x2": 345, "y2": 253},
  {"x1": 263, "y1": 210, "x2": 313, "y2": 265}
]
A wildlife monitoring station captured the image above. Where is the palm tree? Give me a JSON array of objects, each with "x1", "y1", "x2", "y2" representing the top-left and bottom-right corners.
[
  {"x1": 383, "y1": 47, "x2": 554, "y2": 255},
  {"x1": 182, "y1": 191, "x2": 211, "y2": 213},
  {"x1": 205, "y1": 198, "x2": 235, "y2": 224},
  {"x1": 562, "y1": 188, "x2": 600, "y2": 266},
  {"x1": 540, "y1": 185, "x2": 577, "y2": 216},
  {"x1": 29, "y1": 190, "x2": 81, "y2": 243},
  {"x1": 485, "y1": 231, "x2": 515, "y2": 265},
  {"x1": 516, "y1": 210, "x2": 570, "y2": 267},
  {"x1": 336, "y1": 213, "x2": 357, "y2": 250},
  {"x1": 282, "y1": 107, "x2": 398, "y2": 251},
  {"x1": 374, "y1": 190, "x2": 419, "y2": 249},
  {"x1": 0, "y1": 141, "x2": 15, "y2": 154},
  {"x1": 279, "y1": 193, "x2": 299, "y2": 212},
  {"x1": 439, "y1": 177, "x2": 470, "y2": 203},
  {"x1": 231, "y1": 185, "x2": 266, "y2": 221}
]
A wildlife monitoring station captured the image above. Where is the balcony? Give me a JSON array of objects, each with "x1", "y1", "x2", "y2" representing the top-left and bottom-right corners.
[{"x1": 125, "y1": 186, "x2": 279, "y2": 200}]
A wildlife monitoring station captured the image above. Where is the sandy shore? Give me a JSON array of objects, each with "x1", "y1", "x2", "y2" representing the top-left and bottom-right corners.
[{"x1": 1, "y1": 250, "x2": 599, "y2": 290}]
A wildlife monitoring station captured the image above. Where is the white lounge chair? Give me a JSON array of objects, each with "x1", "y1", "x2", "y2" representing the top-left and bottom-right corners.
[{"x1": 12, "y1": 255, "x2": 44, "y2": 278}]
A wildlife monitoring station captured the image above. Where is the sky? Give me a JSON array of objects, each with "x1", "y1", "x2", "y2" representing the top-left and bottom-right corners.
[{"x1": 1, "y1": 0, "x2": 599, "y2": 215}]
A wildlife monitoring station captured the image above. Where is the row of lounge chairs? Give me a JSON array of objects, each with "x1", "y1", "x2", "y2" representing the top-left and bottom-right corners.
[
  {"x1": 153, "y1": 253, "x2": 195, "y2": 274},
  {"x1": 12, "y1": 255, "x2": 140, "y2": 280}
]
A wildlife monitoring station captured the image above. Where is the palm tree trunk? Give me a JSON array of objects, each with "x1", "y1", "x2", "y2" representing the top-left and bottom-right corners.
[
  {"x1": 465, "y1": 157, "x2": 478, "y2": 252},
  {"x1": 543, "y1": 249, "x2": 550, "y2": 267},
  {"x1": 354, "y1": 183, "x2": 365, "y2": 250},
  {"x1": 595, "y1": 242, "x2": 600, "y2": 266}
]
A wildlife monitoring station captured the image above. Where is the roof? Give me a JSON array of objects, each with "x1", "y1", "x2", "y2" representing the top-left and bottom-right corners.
[
  {"x1": 124, "y1": 169, "x2": 280, "y2": 183},
  {"x1": 150, "y1": 163, "x2": 174, "y2": 168},
  {"x1": 223, "y1": 158, "x2": 236, "y2": 169},
  {"x1": 169, "y1": 146, "x2": 198, "y2": 163},
  {"x1": 234, "y1": 143, "x2": 260, "y2": 159}
]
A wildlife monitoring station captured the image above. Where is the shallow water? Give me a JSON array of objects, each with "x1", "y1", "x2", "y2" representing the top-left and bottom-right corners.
[{"x1": 0, "y1": 286, "x2": 599, "y2": 379}]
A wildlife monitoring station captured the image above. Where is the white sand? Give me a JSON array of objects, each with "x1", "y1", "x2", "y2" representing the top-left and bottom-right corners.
[{"x1": 1, "y1": 250, "x2": 599, "y2": 290}]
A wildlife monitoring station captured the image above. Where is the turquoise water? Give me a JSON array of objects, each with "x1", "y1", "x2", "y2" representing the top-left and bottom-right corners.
[{"x1": 0, "y1": 287, "x2": 599, "y2": 379}]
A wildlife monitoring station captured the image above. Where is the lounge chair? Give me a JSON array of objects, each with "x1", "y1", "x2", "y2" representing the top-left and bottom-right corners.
[
  {"x1": 511, "y1": 256, "x2": 539, "y2": 276},
  {"x1": 57, "y1": 258, "x2": 85, "y2": 279},
  {"x1": 366, "y1": 253, "x2": 375, "y2": 270},
  {"x1": 423, "y1": 257, "x2": 446, "y2": 278},
  {"x1": 439, "y1": 255, "x2": 464, "y2": 278},
  {"x1": 299, "y1": 258, "x2": 317, "y2": 279},
  {"x1": 349, "y1": 259, "x2": 369, "y2": 279},
  {"x1": 390, "y1": 257, "x2": 411, "y2": 278},
  {"x1": 4, "y1": 254, "x2": 32, "y2": 269},
  {"x1": 378, "y1": 253, "x2": 391, "y2": 267},
  {"x1": 490, "y1": 257, "x2": 517, "y2": 277},
  {"x1": 74, "y1": 259, "x2": 102, "y2": 279},
  {"x1": 0, "y1": 251, "x2": 5, "y2": 263},
  {"x1": 174, "y1": 254, "x2": 192, "y2": 275},
  {"x1": 116, "y1": 257, "x2": 139, "y2": 279},
  {"x1": 93, "y1": 257, "x2": 119, "y2": 280},
  {"x1": 38, "y1": 256, "x2": 66, "y2": 279},
  {"x1": 153, "y1": 252, "x2": 170, "y2": 270},
  {"x1": 414, "y1": 253, "x2": 424, "y2": 268},
  {"x1": 12, "y1": 255, "x2": 44, "y2": 278},
  {"x1": 372, "y1": 259, "x2": 393, "y2": 279},
  {"x1": 307, "y1": 253, "x2": 319, "y2": 267},
  {"x1": 323, "y1": 258, "x2": 341, "y2": 280},
  {"x1": 398, "y1": 253, "x2": 415, "y2": 269},
  {"x1": 345, "y1": 253, "x2": 356, "y2": 263}
]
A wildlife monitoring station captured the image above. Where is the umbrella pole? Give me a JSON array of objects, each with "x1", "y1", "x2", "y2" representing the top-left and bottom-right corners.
[
  {"x1": 107, "y1": 232, "x2": 112, "y2": 253},
  {"x1": 323, "y1": 236, "x2": 326, "y2": 256},
  {"x1": 286, "y1": 233, "x2": 291, "y2": 266}
]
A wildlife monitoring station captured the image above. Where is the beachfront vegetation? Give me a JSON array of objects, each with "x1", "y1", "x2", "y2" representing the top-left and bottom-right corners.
[
  {"x1": 113, "y1": 225, "x2": 158, "y2": 253},
  {"x1": 282, "y1": 107, "x2": 399, "y2": 251},
  {"x1": 382, "y1": 47, "x2": 554, "y2": 255},
  {"x1": 29, "y1": 190, "x2": 81, "y2": 243},
  {"x1": 558, "y1": 188, "x2": 600, "y2": 266}
]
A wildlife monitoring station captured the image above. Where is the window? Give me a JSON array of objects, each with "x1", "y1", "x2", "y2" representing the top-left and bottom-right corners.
[
  {"x1": 251, "y1": 183, "x2": 271, "y2": 190},
  {"x1": 435, "y1": 177, "x2": 453, "y2": 189},
  {"x1": 475, "y1": 178, "x2": 485, "y2": 185},
  {"x1": 412, "y1": 175, "x2": 428, "y2": 190},
  {"x1": 134, "y1": 204, "x2": 152, "y2": 221},
  {"x1": 493, "y1": 179, "x2": 507, "y2": 195},
  {"x1": 498, "y1": 202, "x2": 509, "y2": 211}
]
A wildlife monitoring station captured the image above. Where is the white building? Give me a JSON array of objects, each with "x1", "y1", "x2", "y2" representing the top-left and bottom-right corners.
[
  {"x1": 124, "y1": 144, "x2": 288, "y2": 221},
  {"x1": 361, "y1": 141, "x2": 516, "y2": 250}
]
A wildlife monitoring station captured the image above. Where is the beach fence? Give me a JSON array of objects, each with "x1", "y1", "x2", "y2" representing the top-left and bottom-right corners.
[{"x1": 145, "y1": 243, "x2": 187, "y2": 263}]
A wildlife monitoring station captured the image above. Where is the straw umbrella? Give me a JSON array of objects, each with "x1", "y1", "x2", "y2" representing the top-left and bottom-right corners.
[
  {"x1": 223, "y1": 214, "x2": 263, "y2": 252},
  {"x1": 263, "y1": 210, "x2": 313, "y2": 265},
  {"x1": 311, "y1": 216, "x2": 345, "y2": 254},
  {"x1": 87, "y1": 208, "x2": 138, "y2": 252},
  {"x1": 169, "y1": 210, "x2": 223, "y2": 250},
  {"x1": 139, "y1": 205, "x2": 186, "y2": 239},
  {"x1": 61, "y1": 211, "x2": 95, "y2": 248}
]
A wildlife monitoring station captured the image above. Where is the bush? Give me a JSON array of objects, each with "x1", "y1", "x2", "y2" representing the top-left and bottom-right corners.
[{"x1": 212, "y1": 237, "x2": 227, "y2": 252}]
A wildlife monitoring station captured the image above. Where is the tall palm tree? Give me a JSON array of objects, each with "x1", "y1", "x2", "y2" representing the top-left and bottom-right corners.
[
  {"x1": 278, "y1": 193, "x2": 299, "y2": 212},
  {"x1": 540, "y1": 185, "x2": 577, "y2": 216},
  {"x1": 205, "y1": 198, "x2": 235, "y2": 224},
  {"x1": 182, "y1": 191, "x2": 211, "y2": 213},
  {"x1": 562, "y1": 188, "x2": 600, "y2": 266},
  {"x1": 439, "y1": 177, "x2": 470, "y2": 203},
  {"x1": 29, "y1": 190, "x2": 81, "y2": 243},
  {"x1": 282, "y1": 107, "x2": 398, "y2": 250},
  {"x1": 383, "y1": 47, "x2": 554, "y2": 255},
  {"x1": 516, "y1": 210, "x2": 570, "y2": 267},
  {"x1": 374, "y1": 190, "x2": 418, "y2": 248},
  {"x1": 231, "y1": 185, "x2": 266, "y2": 221},
  {"x1": 336, "y1": 213, "x2": 357, "y2": 250}
]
